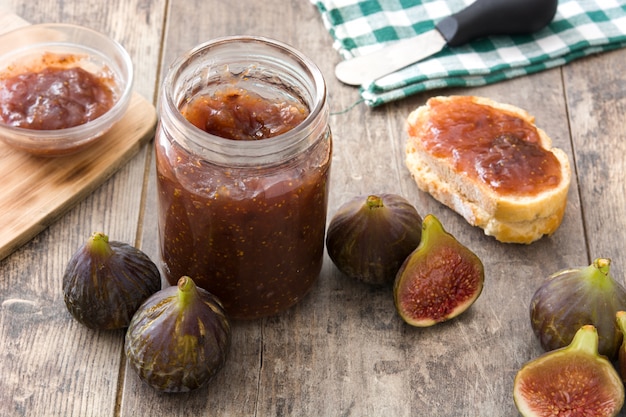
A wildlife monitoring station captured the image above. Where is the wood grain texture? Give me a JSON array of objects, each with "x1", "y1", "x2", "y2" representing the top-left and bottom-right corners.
[
  {"x1": 138, "y1": 1, "x2": 588, "y2": 417},
  {"x1": 0, "y1": 2, "x2": 165, "y2": 417},
  {"x1": 1, "y1": 0, "x2": 625, "y2": 416},
  {"x1": 0, "y1": 13, "x2": 157, "y2": 261},
  {"x1": 564, "y1": 48, "x2": 626, "y2": 261},
  {"x1": 0, "y1": 90, "x2": 156, "y2": 261}
]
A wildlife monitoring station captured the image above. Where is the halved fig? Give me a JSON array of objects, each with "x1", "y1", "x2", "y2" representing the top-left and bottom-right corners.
[
  {"x1": 530, "y1": 258, "x2": 626, "y2": 359},
  {"x1": 326, "y1": 193, "x2": 422, "y2": 286},
  {"x1": 393, "y1": 214, "x2": 484, "y2": 326},
  {"x1": 514, "y1": 325, "x2": 624, "y2": 417}
]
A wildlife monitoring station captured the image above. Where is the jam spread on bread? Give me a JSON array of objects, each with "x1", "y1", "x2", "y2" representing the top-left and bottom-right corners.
[{"x1": 410, "y1": 96, "x2": 562, "y2": 196}]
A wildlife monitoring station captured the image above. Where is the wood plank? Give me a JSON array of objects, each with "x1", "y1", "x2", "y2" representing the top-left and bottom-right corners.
[
  {"x1": 564, "y1": 48, "x2": 626, "y2": 261},
  {"x1": 0, "y1": 0, "x2": 624, "y2": 416},
  {"x1": 0, "y1": 94, "x2": 156, "y2": 260},
  {"x1": 0, "y1": 2, "x2": 166, "y2": 417}
]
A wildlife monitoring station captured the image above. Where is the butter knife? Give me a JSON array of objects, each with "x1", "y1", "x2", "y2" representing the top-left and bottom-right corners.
[{"x1": 335, "y1": 0, "x2": 558, "y2": 86}]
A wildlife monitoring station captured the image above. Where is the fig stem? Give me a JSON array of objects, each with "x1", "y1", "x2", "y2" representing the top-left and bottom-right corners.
[
  {"x1": 420, "y1": 214, "x2": 445, "y2": 246},
  {"x1": 568, "y1": 325, "x2": 600, "y2": 356},
  {"x1": 177, "y1": 276, "x2": 199, "y2": 309},
  {"x1": 86, "y1": 231, "x2": 113, "y2": 258},
  {"x1": 366, "y1": 195, "x2": 384, "y2": 209},
  {"x1": 593, "y1": 258, "x2": 611, "y2": 275},
  {"x1": 586, "y1": 258, "x2": 614, "y2": 292}
]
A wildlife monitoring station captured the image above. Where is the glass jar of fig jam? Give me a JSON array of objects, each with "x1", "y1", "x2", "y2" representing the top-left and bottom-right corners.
[{"x1": 155, "y1": 36, "x2": 332, "y2": 319}]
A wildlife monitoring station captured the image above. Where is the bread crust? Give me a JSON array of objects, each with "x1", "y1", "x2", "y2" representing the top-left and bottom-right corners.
[{"x1": 405, "y1": 96, "x2": 571, "y2": 244}]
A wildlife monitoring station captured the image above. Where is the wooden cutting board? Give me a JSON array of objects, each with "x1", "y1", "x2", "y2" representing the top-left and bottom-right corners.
[{"x1": 0, "y1": 12, "x2": 157, "y2": 260}]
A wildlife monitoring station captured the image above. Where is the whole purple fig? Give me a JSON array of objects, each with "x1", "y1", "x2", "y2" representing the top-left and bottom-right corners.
[
  {"x1": 530, "y1": 258, "x2": 626, "y2": 359},
  {"x1": 125, "y1": 276, "x2": 231, "y2": 393},
  {"x1": 326, "y1": 193, "x2": 422, "y2": 286},
  {"x1": 63, "y1": 232, "x2": 161, "y2": 330}
]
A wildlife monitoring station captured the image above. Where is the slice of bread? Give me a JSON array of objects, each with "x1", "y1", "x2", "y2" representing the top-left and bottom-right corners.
[{"x1": 405, "y1": 95, "x2": 571, "y2": 244}]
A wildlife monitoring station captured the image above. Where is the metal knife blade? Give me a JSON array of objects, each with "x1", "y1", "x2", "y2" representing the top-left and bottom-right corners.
[{"x1": 334, "y1": 30, "x2": 446, "y2": 87}]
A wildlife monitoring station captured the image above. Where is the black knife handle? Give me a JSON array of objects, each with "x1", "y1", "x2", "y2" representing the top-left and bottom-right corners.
[{"x1": 436, "y1": 0, "x2": 558, "y2": 47}]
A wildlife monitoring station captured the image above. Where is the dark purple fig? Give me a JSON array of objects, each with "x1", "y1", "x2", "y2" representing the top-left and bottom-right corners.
[
  {"x1": 63, "y1": 231, "x2": 161, "y2": 330},
  {"x1": 393, "y1": 214, "x2": 484, "y2": 327},
  {"x1": 125, "y1": 276, "x2": 231, "y2": 393},
  {"x1": 326, "y1": 193, "x2": 422, "y2": 286},
  {"x1": 513, "y1": 325, "x2": 624, "y2": 417},
  {"x1": 616, "y1": 311, "x2": 626, "y2": 383},
  {"x1": 530, "y1": 258, "x2": 626, "y2": 359}
]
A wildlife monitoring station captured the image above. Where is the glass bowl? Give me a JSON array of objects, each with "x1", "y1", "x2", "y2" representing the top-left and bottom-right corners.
[{"x1": 0, "y1": 23, "x2": 133, "y2": 156}]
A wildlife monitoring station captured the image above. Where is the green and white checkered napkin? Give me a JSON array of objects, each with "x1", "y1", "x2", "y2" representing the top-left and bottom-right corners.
[{"x1": 311, "y1": 0, "x2": 626, "y2": 106}]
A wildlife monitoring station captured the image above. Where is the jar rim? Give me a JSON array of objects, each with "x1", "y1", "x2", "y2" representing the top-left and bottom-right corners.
[{"x1": 160, "y1": 35, "x2": 328, "y2": 164}]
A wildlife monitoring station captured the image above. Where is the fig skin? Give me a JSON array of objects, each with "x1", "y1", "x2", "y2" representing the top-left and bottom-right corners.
[
  {"x1": 530, "y1": 258, "x2": 626, "y2": 359},
  {"x1": 616, "y1": 311, "x2": 626, "y2": 383},
  {"x1": 513, "y1": 325, "x2": 624, "y2": 417},
  {"x1": 63, "y1": 232, "x2": 161, "y2": 330},
  {"x1": 326, "y1": 193, "x2": 422, "y2": 286},
  {"x1": 125, "y1": 276, "x2": 231, "y2": 393},
  {"x1": 393, "y1": 214, "x2": 484, "y2": 327}
]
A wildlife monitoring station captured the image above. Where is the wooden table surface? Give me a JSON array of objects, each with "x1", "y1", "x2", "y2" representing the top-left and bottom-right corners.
[{"x1": 1, "y1": 0, "x2": 625, "y2": 416}]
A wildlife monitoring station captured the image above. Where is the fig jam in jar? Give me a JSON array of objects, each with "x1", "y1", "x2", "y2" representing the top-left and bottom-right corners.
[{"x1": 155, "y1": 36, "x2": 332, "y2": 319}]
